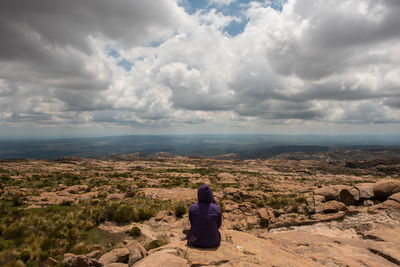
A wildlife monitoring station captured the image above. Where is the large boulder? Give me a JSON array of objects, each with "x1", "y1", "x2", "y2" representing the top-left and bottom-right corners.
[
  {"x1": 314, "y1": 186, "x2": 338, "y2": 200},
  {"x1": 98, "y1": 248, "x2": 130, "y2": 265},
  {"x1": 355, "y1": 183, "x2": 375, "y2": 200},
  {"x1": 124, "y1": 240, "x2": 147, "y2": 265},
  {"x1": 315, "y1": 200, "x2": 347, "y2": 214},
  {"x1": 373, "y1": 179, "x2": 400, "y2": 199},
  {"x1": 314, "y1": 185, "x2": 357, "y2": 205},
  {"x1": 338, "y1": 189, "x2": 356, "y2": 206}
]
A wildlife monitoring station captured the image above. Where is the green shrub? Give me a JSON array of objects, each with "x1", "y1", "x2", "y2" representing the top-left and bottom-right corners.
[
  {"x1": 70, "y1": 242, "x2": 89, "y2": 255},
  {"x1": 99, "y1": 204, "x2": 118, "y2": 222},
  {"x1": 136, "y1": 208, "x2": 153, "y2": 222},
  {"x1": 19, "y1": 249, "x2": 32, "y2": 263},
  {"x1": 11, "y1": 195, "x2": 24, "y2": 207},
  {"x1": 125, "y1": 188, "x2": 136, "y2": 198},
  {"x1": 128, "y1": 226, "x2": 141, "y2": 237},
  {"x1": 145, "y1": 240, "x2": 168, "y2": 250},
  {"x1": 0, "y1": 250, "x2": 18, "y2": 266},
  {"x1": 3, "y1": 224, "x2": 25, "y2": 240},
  {"x1": 3, "y1": 260, "x2": 26, "y2": 267},
  {"x1": 40, "y1": 237, "x2": 54, "y2": 251},
  {"x1": 174, "y1": 202, "x2": 187, "y2": 218},
  {"x1": 60, "y1": 200, "x2": 72, "y2": 206},
  {"x1": 113, "y1": 206, "x2": 134, "y2": 224}
]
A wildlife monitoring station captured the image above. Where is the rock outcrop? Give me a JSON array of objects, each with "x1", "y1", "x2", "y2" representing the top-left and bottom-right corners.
[
  {"x1": 62, "y1": 253, "x2": 102, "y2": 267},
  {"x1": 373, "y1": 179, "x2": 400, "y2": 199},
  {"x1": 98, "y1": 248, "x2": 130, "y2": 265}
]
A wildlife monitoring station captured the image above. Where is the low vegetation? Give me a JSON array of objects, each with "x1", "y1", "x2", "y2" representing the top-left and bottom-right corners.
[{"x1": 0, "y1": 197, "x2": 171, "y2": 266}]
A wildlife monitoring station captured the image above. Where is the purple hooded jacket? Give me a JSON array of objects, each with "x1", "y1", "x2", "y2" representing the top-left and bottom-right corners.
[{"x1": 187, "y1": 184, "x2": 222, "y2": 248}]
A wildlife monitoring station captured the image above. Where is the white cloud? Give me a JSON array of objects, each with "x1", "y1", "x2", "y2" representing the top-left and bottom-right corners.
[
  {"x1": 209, "y1": 0, "x2": 237, "y2": 6},
  {"x1": 0, "y1": 0, "x2": 400, "y2": 134}
]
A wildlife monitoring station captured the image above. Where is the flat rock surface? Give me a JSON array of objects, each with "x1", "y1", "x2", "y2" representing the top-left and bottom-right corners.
[
  {"x1": 141, "y1": 187, "x2": 197, "y2": 201},
  {"x1": 143, "y1": 230, "x2": 319, "y2": 267},
  {"x1": 133, "y1": 251, "x2": 190, "y2": 267}
]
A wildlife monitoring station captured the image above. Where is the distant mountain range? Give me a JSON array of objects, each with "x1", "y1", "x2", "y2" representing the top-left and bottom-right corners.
[{"x1": 1, "y1": 134, "x2": 400, "y2": 159}]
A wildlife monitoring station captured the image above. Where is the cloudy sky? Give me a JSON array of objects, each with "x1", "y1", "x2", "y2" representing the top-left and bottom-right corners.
[{"x1": 1, "y1": 0, "x2": 400, "y2": 138}]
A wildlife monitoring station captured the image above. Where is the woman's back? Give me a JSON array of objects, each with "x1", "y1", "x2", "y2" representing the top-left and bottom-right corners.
[{"x1": 187, "y1": 185, "x2": 222, "y2": 248}]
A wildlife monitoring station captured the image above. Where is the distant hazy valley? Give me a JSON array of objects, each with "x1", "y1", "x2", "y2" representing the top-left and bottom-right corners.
[{"x1": 1, "y1": 134, "x2": 400, "y2": 159}]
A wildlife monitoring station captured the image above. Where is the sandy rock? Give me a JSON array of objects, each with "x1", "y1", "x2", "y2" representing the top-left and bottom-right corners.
[
  {"x1": 363, "y1": 199, "x2": 374, "y2": 206},
  {"x1": 63, "y1": 253, "x2": 102, "y2": 267},
  {"x1": 377, "y1": 200, "x2": 400, "y2": 210},
  {"x1": 314, "y1": 186, "x2": 341, "y2": 200},
  {"x1": 314, "y1": 185, "x2": 357, "y2": 206},
  {"x1": 222, "y1": 187, "x2": 243, "y2": 201},
  {"x1": 238, "y1": 202, "x2": 254, "y2": 215},
  {"x1": 312, "y1": 195, "x2": 325, "y2": 210},
  {"x1": 57, "y1": 184, "x2": 68, "y2": 191},
  {"x1": 103, "y1": 264, "x2": 128, "y2": 267},
  {"x1": 306, "y1": 197, "x2": 315, "y2": 208},
  {"x1": 363, "y1": 228, "x2": 400, "y2": 242},
  {"x1": 367, "y1": 242, "x2": 400, "y2": 266},
  {"x1": 311, "y1": 211, "x2": 346, "y2": 222},
  {"x1": 388, "y1": 192, "x2": 400, "y2": 203},
  {"x1": 141, "y1": 187, "x2": 196, "y2": 201},
  {"x1": 98, "y1": 248, "x2": 130, "y2": 265},
  {"x1": 263, "y1": 231, "x2": 399, "y2": 267},
  {"x1": 147, "y1": 230, "x2": 318, "y2": 266},
  {"x1": 269, "y1": 214, "x2": 315, "y2": 229},
  {"x1": 355, "y1": 183, "x2": 375, "y2": 200},
  {"x1": 222, "y1": 200, "x2": 239, "y2": 213},
  {"x1": 133, "y1": 251, "x2": 189, "y2": 267},
  {"x1": 86, "y1": 250, "x2": 102, "y2": 260},
  {"x1": 57, "y1": 190, "x2": 72, "y2": 197},
  {"x1": 373, "y1": 179, "x2": 400, "y2": 199},
  {"x1": 257, "y1": 208, "x2": 276, "y2": 227},
  {"x1": 315, "y1": 200, "x2": 347, "y2": 214},
  {"x1": 154, "y1": 209, "x2": 175, "y2": 223},
  {"x1": 124, "y1": 240, "x2": 147, "y2": 265}
]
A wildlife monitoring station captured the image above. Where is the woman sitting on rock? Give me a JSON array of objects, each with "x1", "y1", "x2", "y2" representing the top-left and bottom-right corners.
[{"x1": 187, "y1": 184, "x2": 222, "y2": 248}]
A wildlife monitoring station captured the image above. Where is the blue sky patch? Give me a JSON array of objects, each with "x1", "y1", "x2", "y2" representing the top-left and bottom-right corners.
[
  {"x1": 180, "y1": 0, "x2": 286, "y2": 36},
  {"x1": 105, "y1": 46, "x2": 120, "y2": 58},
  {"x1": 117, "y1": 59, "x2": 133, "y2": 71},
  {"x1": 224, "y1": 17, "x2": 250, "y2": 36}
]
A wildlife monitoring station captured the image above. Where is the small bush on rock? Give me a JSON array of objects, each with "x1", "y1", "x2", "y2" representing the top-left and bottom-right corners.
[
  {"x1": 128, "y1": 226, "x2": 141, "y2": 237},
  {"x1": 174, "y1": 202, "x2": 187, "y2": 218},
  {"x1": 145, "y1": 240, "x2": 168, "y2": 251}
]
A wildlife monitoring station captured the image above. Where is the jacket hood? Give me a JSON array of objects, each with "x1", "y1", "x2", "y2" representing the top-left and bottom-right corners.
[{"x1": 197, "y1": 184, "x2": 215, "y2": 203}]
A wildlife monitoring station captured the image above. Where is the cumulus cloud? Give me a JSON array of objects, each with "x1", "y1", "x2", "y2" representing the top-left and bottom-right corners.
[{"x1": 0, "y1": 0, "x2": 400, "y2": 134}]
